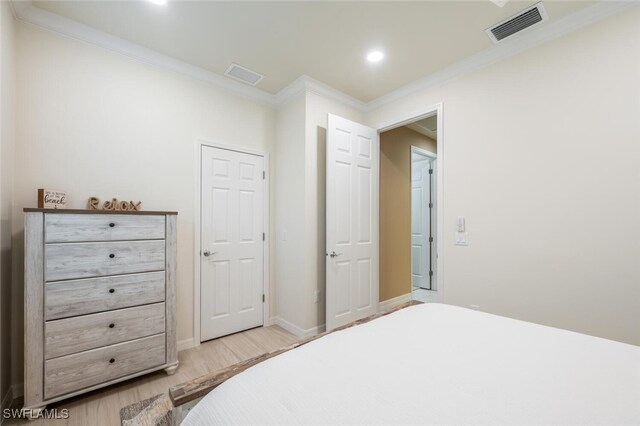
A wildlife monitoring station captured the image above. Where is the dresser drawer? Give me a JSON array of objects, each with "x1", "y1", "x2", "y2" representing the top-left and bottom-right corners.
[
  {"x1": 44, "y1": 334, "x2": 166, "y2": 399},
  {"x1": 45, "y1": 272, "x2": 165, "y2": 320},
  {"x1": 45, "y1": 214, "x2": 165, "y2": 243},
  {"x1": 45, "y1": 303, "x2": 165, "y2": 359},
  {"x1": 45, "y1": 240, "x2": 165, "y2": 281}
]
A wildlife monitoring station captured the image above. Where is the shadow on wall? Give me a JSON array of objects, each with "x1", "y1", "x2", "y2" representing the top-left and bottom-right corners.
[
  {"x1": 11, "y1": 229, "x2": 24, "y2": 390},
  {"x1": 0, "y1": 219, "x2": 13, "y2": 396},
  {"x1": 316, "y1": 126, "x2": 327, "y2": 328}
]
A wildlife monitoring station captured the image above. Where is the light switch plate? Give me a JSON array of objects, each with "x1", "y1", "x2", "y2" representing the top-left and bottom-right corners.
[{"x1": 455, "y1": 232, "x2": 469, "y2": 246}]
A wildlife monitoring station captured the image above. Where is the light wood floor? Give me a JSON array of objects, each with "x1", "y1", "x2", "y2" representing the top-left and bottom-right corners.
[{"x1": 6, "y1": 326, "x2": 298, "y2": 426}]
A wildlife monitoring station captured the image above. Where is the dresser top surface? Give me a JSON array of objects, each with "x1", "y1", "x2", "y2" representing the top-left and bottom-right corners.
[{"x1": 24, "y1": 208, "x2": 178, "y2": 215}]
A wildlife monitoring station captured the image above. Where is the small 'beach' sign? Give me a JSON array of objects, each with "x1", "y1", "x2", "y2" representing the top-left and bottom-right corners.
[{"x1": 38, "y1": 189, "x2": 67, "y2": 209}]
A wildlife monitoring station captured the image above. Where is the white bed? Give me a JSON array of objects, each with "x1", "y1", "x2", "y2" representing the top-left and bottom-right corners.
[{"x1": 183, "y1": 303, "x2": 640, "y2": 425}]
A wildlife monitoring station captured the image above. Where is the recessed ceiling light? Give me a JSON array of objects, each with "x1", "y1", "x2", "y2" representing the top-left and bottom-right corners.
[
  {"x1": 366, "y1": 51, "x2": 384, "y2": 63},
  {"x1": 148, "y1": 0, "x2": 167, "y2": 5}
]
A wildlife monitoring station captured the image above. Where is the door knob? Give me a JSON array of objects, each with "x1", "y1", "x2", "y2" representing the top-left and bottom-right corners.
[
  {"x1": 203, "y1": 250, "x2": 217, "y2": 257},
  {"x1": 328, "y1": 251, "x2": 342, "y2": 258}
]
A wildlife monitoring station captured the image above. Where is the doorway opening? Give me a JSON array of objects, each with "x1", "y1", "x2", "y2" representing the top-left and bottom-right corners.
[{"x1": 378, "y1": 109, "x2": 441, "y2": 305}]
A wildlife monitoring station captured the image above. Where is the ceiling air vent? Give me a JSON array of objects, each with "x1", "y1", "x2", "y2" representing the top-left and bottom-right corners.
[
  {"x1": 486, "y1": 2, "x2": 548, "y2": 43},
  {"x1": 224, "y1": 63, "x2": 264, "y2": 86}
]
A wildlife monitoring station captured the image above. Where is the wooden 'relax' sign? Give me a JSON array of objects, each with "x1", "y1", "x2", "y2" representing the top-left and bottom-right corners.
[
  {"x1": 38, "y1": 189, "x2": 67, "y2": 209},
  {"x1": 88, "y1": 197, "x2": 142, "y2": 212}
]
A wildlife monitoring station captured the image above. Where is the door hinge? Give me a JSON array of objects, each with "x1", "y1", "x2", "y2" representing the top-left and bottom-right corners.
[
  {"x1": 429, "y1": 169, "x2": 433, "y2": 175},
  {"x1": 429, "y1": 202, "x2": 433, "y2": 208},
  {"x1": 429, "y1": 270, "x2": 434, "y2": 277},
  {"x1": 262, "y1": 294, "x2": 265, "y2": 303},
  {"x1": 263, "y1": 170, "x2": 266, "y2": 180},
  {"x1": 429, "y1": 237, "x2": 433, "y2": 243},
  {"x1": 262, "y1": 232, "x2": 265, "y2": 241}
]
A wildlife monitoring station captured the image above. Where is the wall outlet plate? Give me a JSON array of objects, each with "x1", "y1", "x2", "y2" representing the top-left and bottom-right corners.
[{"x1": 455, "y1": 232, "x2": 469, "y2": 246}]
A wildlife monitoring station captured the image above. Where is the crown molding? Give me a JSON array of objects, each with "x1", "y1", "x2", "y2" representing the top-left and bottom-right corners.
[
  {"x1": 10, "y1": 0, "x2": 277, "y2": 107},
  {"x1": 274, "y1": 75, "x2": 366, "y2": 111},
  {"x1": 364, "y1": 0, "x2": 638, "y2": 112},
  {"x1": 304, "y1": 75, "x2": 367, "y2": 111},
  {"x1": 9, "y1": 0, "x2": 637, "y2": 114},
  {"x1": 273, "y1": 75, "x2": 307, "y2": 105}
]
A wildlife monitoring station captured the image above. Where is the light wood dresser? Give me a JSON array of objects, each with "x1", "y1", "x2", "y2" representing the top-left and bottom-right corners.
[{"x1": 23, "y1": 208, "x2": 178, "y2": 413}]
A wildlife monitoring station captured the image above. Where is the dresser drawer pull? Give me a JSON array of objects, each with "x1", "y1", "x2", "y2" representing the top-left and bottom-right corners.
[
  {"x1": 109, "y1": 253, "x2": 115, "y2": 259},
  {"x1": 108, "y1": 288, "x2": 115, "y2": 294},
  {"x1": 109, "y1": 358, "x2": 115, "y2": 364},
  {"x1": 108, "y1": 323, "x2": 115, "y2": 328},
  {"x1": 109, "y1": 223, "x2": 115, "y2": 228}
]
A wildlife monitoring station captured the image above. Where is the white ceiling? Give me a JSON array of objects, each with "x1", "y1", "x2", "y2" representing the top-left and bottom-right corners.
[
  {"x1": 415, "y1": 116, "x2": 437, "y2": 133},
  {"x1": 407, "y1": 116, "x2": 438, "y2": 140},
  {"x1": 31, "y1": 0, "x2": 595, "y2": 102}
]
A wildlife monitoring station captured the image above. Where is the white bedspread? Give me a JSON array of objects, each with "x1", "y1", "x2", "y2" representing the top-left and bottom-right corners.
[{"x1": 183, "y1": 303, "x2": 640, "y2": 425}]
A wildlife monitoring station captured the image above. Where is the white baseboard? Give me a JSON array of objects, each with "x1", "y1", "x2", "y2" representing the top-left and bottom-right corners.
[
  {"x1": 271, "y1": 296, "x2": 412, "y2": 339},
  {"x1": 177, "y1": 337, "x2": 198, "y2": 352},
  {"x1": 177, "y1": 316, "x2": 322, "y2": 350},
  {"x1": 306, "y1": 323, "x2": 326, "y2": 337},
  {"x1": 272, "y1": 316, "x2": 325, "y2": 339},
  {"x1": 378, "y1": 293, "x2": 412, "y2": 312}
]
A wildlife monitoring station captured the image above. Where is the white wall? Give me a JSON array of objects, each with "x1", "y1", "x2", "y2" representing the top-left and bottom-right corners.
[
  {"x1": 0, "y1": 0, "x2": 17, "y2": 405},
  {"x1": 12, "y1": 22, "x2": 277, "y2": 386},
  {"x1": 367, "y1": 9, "x2": 640, "y2": 345},
  {"x1": 274, "y1": 92, "x2": 306, "y2": 331}
]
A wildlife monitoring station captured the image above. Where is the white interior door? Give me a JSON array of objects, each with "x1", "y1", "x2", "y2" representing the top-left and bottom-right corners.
[
  {"x1": 326, "y1": 114, "x2": 379, "y2": 331},
  {"x1": 430, "y1": 160, "x2": 437, "y2": 290},
  {"x1": 411, "y1": 158, "x2": 431, "y2": 289},
  {"x1": 201, "y1": 146, "x2": 264, "y2": 341}
]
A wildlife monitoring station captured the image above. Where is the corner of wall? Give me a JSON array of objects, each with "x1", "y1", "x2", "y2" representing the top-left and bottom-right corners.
[
  {"x1": 273, "y1": 91, "x2": 307, "y2": 331},
  {"x1": 0, "y1": 0, "x2": 17, "y2": 406}
]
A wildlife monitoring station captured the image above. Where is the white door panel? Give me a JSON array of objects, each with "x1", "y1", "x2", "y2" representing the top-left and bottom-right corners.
[
  {"x1": 430, "y1": 161, "x2": 437, "y2": 290},
  {"x1": 411, "y1": 159, "x2": 430, "y2": 289},
  {"x1": 411, "y1": 154, "x2": 436, "y2": 290},
  {"x1": 326, "y1": 114, "x2": 379, "y2": 331},
  {"x1": 201, "y1": 146, "x2": 264, "y2": 341}
]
